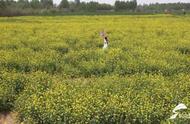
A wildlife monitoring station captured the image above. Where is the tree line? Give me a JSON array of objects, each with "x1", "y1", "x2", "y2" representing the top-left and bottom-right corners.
[
  {"x1": 0, "y1": 0, "x2": 137, "y2": 16},
  {"x1": 139, "y1": 3, "x2": 190, "y2": 13},
  {"x1": 0, "y1": 0, "x2": 189, "y2": 16}
]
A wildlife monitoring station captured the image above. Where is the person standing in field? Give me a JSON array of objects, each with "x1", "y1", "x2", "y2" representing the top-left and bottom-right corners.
[
  {"x1": 100, "y1": 31, "x2": 109, "y2": 49},
  {"x1": 182, "y1": 9, "x2": 186, "y2": 15}
]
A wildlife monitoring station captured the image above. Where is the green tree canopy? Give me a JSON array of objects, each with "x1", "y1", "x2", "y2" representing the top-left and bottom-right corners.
[
  {"x1": 41, "y1": 0, "x2": 53, "y2": 8},
  {"x1": 0, "y1": 0, "x2": 6, "y2": 9},
  {"x1": 59, "y1": 0, "x2": 69, "y2": 8},
  {"x1": 115, "y1": 0, "x2": 137, "y2": 11},
  {"x1": 75, "y1": 0, "x2": 80, "y2": 6},
  {"x1": 30, "y1": 0, "x2": 41, "y2": 9}
]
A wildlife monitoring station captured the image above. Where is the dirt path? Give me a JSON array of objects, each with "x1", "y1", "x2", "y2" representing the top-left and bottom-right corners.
[{"x1": 0, "y1": 112, "x2": 17, "y2": 124}]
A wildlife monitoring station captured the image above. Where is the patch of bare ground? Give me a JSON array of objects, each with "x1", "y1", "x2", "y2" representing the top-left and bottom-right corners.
[{"x1": 0, "y1": 112, "x2": 19, "y2": 124}]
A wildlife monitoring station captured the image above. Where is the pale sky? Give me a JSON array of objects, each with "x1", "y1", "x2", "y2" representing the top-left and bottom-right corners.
[{"x1": 54, "y1": 0, "x2": 190, "y2": 5}]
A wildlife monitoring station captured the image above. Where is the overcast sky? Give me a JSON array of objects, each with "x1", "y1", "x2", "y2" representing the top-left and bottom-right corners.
[{"x1": 54, "y1": 0, "x2": 190, "y2": 5}]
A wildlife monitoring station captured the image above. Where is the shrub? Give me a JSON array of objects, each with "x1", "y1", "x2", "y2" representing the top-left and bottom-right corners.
[{"x1": 0, "y1": 71, "x2": 28, "y2": 111}]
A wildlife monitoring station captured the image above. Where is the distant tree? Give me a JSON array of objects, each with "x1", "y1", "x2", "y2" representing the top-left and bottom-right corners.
[
  {"x1": 4, "y1": 0, "x2": 16, "y2": 7},
  {"x1": 0, "y1": 0, "x2": 6, "y2": 9},
  {"x1": 132, "y1": 0, "x2": 137, "y2": 10},
  {"x1": 97, "y1": 3, "x2": 113, "y2": 10},
  {"x1": 17, "y1": 0, "x2": 30, "y2": 8},
  {"x1": 75, "y1": 0, "x2": 80, "y2": 6},
  {"x1": 86, "y1": 1, "x2": 99, "y2": 12},
  {"x1": 115, "y1": 0, "x2": 137, "y2": 11},
  {"x1": 41, "y1": 0, "x2": 53, "y2": 8},
  {"x1": 77, "y1": 1, "x2": 113, "y2": 12},
  {"x1": 59, "y1": 0, "x2": 69, "y2": 9},
  {"x1": 78, "y1": 2, "x2": 86, "y2": 11},
  {"x1": 30, "y1": 0, "x2": 41, "y2": 8},
  {"x1": 115, "y1": 1, "x2": 126, "y2": 11},
  {"x1": 69, "y1": 1, "x2": 76, "y2": 12}
]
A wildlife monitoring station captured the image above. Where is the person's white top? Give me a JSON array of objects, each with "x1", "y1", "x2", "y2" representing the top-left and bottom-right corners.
[
  {"x1": 169, "y1": 103, "x2": 187, "y2": 120},
  {"x1": 103, "y1": 38, "x2": 108, "y2": 49}
]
